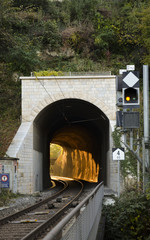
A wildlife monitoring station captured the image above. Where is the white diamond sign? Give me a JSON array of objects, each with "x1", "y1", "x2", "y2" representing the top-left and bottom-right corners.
[{"x1": 123, "y1": 72, "x2": 139, "y2": 87}]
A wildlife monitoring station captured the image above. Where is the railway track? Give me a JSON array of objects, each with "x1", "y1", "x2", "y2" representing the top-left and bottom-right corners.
[{"x1": 0, "y1": 178, "x2": 84, "y2": 240}]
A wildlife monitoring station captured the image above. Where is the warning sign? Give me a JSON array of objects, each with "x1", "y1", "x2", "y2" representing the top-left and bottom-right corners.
[{"x1": 0, "y1": 174, "x2": 9, "y2": 188}]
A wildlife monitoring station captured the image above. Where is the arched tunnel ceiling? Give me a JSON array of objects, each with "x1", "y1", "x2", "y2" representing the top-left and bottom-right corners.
[
  {"x1": 52, "y1": 125, "x2": 96, "y2": 151},
  {"x1": 34, "y1": 98, "x2": 109, "y2": 153}
]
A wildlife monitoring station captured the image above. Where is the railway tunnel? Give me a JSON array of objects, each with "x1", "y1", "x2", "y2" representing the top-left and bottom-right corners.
[{"x1": 33, "y1": 98, "x2": 109, "y2": 189}]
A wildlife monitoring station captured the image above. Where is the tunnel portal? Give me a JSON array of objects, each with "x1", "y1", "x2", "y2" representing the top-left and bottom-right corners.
[
  {"x1": 7, "y1": 74, "x2": 117, "y2": 194},
  {"x1": 33, "y1": 98, "x2": 109, "y2": 188}
]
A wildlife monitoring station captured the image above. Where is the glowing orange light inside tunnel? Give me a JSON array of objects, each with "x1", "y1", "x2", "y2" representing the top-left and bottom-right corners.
[
  {"x1": 126, "y1": 96, "x2": 130, "y2": 101},
  {"x1": 50, "y1": 144, "x2": 99, "y2": 182}
]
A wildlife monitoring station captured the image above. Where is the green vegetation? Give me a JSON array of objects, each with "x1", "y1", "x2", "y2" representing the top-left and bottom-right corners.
[
  {"x1": 0, "y1": 189, "x2": 21, "y2": 206},
  {"x1": 0, "y1": 0, "x2": 149, "y2": 234},
  {"x1": 112, "y1": 127, "x2": 141, "y2": 180},
  {"x1": 50, "y1": 143, "x2": 62, "y2": 160},
  {"x1": 0, "y1": 0, "x2": 149, "y2": 166},
  {"x1": 1, "y1": 0, "x2": 150, "y2": 77},
  {"x1": 34, "y1": 70, "x2": 63, "y2": 77},
  {"x1": 50, "y1": 143, "x2": 62, "y2": 175},
  {"x1": 103, "y1": 189, "x2": 150, "y2": 240}
]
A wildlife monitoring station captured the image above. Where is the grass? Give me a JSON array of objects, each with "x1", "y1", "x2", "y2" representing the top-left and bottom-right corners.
[{"x1": 0, "y1": 189, "x2": 21, "y2": 207}]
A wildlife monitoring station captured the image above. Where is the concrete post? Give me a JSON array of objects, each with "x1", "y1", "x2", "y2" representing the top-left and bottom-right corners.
[
  {"x1": 143, "y1": 65, "x2": 149, "y2": 192},
  {"x1": 143, "y1": 65, "x2": 149, "y2": 170}
]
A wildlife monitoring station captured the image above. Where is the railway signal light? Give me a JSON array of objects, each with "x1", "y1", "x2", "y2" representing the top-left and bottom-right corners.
[
  {"x1": 116, "y1": 66, "x2": 140, "y2": 129},
  {"x1": 124, "y1": 87, "x2": 138, "y2": 103},
  {"x1": 122, "y1": 71, "x2": 140, "y2": 108}
]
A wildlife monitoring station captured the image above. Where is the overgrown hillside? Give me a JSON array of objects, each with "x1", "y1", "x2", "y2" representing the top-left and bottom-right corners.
[{"x1": 0, "y1": 0, "x2": 150, "y2": 155}]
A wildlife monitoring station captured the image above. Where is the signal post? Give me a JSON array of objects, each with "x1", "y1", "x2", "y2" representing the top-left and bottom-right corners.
[
  {"x1": 115, "y1": 65, "x2": 141, "y2": 193},
  {"x1": 116, "y1": 64, "x2": 150, "y2": 193}
]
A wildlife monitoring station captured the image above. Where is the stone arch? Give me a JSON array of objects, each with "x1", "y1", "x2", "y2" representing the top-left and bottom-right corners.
[
  {"x1": 31, "y1": 91, "x2": 115, "y2": 122},
  {"x1": 7, "y1": 76, "x2": 118, "y2": 194},
  {"x1": 33, "y1": 96, "x2": 111, "y2": 189}
]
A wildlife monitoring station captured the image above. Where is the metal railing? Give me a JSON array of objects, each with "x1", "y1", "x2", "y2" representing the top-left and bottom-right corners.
[{"x1": 43, "y1": 182, "x2": 104, "y2": 240}]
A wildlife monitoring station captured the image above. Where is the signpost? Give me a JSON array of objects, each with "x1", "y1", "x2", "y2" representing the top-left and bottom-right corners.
[
  {"x1": 0, "y1": 173, "x2": 10, "y2": 188},
  {"x1": 115, "y1": 64, "x2": 149, "y2": 194},
  {"x1": 112, "y1": 148, "x2": 125, "y2": 197}
]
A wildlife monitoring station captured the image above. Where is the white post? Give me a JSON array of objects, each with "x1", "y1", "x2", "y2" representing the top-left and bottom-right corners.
[
  {"x1": 143, "y1": 65, "x2": 149, "y2": 191},
  {"x1": 142, "y1": 138, "x2": 145, "y2": 193},
  {"x1": 118, "y1": 160, "x2": 120, "y2": 197},
  {"x1": 143, "y1": 65, "x2": 149, "y2": 169},
  {"x1": 137, "y1": 131, "x2": 140, "y2": 190},
  {"x1": 130, "y1": 129, "x2": 133, "y2": 150}
]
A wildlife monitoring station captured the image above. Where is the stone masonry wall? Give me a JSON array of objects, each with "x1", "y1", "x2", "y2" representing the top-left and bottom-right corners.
[
  {"x1": 21, "y1": 76, "x2": 116, "y2": 122},
  {"x1": 7, "y1": 75, "x2": 118, "y2": 193}
]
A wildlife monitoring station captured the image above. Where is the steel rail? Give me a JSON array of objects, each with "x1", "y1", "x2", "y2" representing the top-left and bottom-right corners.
[
  {"x1": 43, "y1": 181, "x2": 103, "y2": 240},
  {"x1": 0, "y1": 179, "x2": 68, "y2": 226},
  {"x1": 21, "y1": 179, "x2": 84, "y2": 240}
]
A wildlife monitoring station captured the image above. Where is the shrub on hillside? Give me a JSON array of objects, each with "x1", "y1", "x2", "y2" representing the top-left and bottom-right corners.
[{"x1": 103, "y1": 190, "x2": 150, "y2": 240}]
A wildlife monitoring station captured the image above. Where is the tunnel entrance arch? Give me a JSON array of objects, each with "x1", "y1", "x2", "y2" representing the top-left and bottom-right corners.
[
  {"x1": 7, "y1": 75, "x2": 118, "y2": 194},
  {"x1": 33, "y1": 98, "x2": 109, "y2": 189}
]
